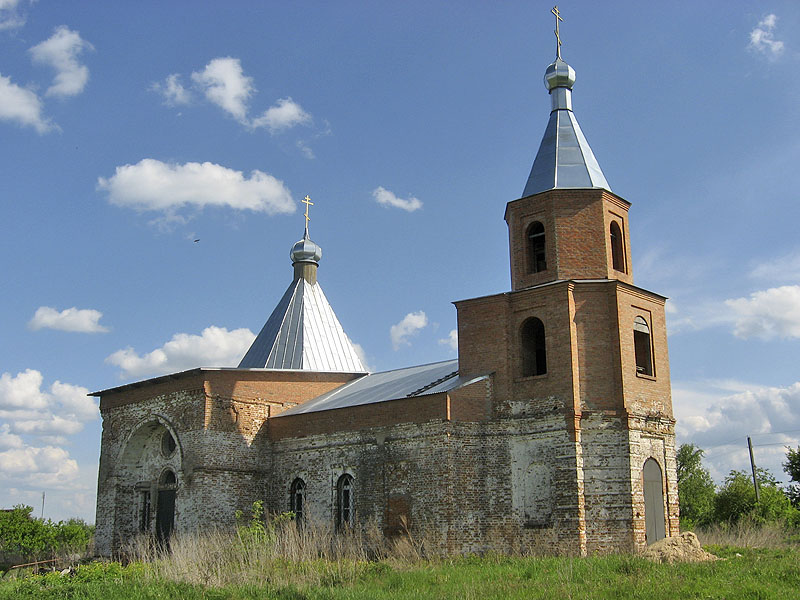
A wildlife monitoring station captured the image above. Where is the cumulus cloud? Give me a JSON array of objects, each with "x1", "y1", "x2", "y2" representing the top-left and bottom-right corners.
[
  {"x1": 106, "y1": 326, "x2": 256, "y2": 378},
  {"x1": 251, "y1": 97, "x2": 311, "y2": 132},
  {"x1": 438, "y1": 329, "x2": 458, "y2": 352},
  {"x1": 97, "y1": 159, "x2": 295, "y2": 216},
  {"x1": 390, "y1": 311, "x2": 428, "y2": 350},
  {"x1": 748, "y1": 14, "x2": 784, "y2": 58},
  {"x1": 29, "y1": 26, "x2": 93, "y2": 97},
  {"x1": 674, "y1": 379, "x2": 800, "y2": 483},
  {"x1": 0, "y1": 424, "x2": 23, "y2": 450},
  {"x1": 191, "y1": 57, "x2": 253, "y2": 123},
  {"x1": 0, "y1": 0, "x2": 24, "y2": 30},
  {"x1": 151, "y1": 73, "x2": 191, "y2": 106},
  {"x1": 0, "y1": 73, "x2": 55, "y2": 133},
  {"x1": 725, "y1": 285, "x2": 800, "y2": 340},
  {"x1": 29, "y1": 306, "x2": 109, "y2": 333},
  {"x1": 0, "y1": 369, "x2": 97, "y2": 437},
  {"x1": 373, "y1": 186, "x2": 423, "y2": 212},
  {"x1": 0, "y1": 445, "x2": 79, "y2": 488}
]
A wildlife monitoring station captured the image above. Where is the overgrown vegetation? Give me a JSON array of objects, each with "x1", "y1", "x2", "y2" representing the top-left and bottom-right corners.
[
  {"x1": 0, "y1": 505, "x2": 93, "y2": 567},
  {"x1": 678, "y1": 443, "x2": 800, "y2": 531}
]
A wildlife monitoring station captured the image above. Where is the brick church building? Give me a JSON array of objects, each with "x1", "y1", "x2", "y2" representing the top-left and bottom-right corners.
[{"x1": 93, "y1": 40, "x2": 679, "y2": 556}]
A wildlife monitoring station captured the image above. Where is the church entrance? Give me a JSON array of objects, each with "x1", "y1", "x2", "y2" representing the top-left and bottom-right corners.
[
  {"x1": 156, "y1": 470, "x2": 177, "y2": 546},
  {"x1": 643, "y1": 458, "x2": 666, "y2": 544}
]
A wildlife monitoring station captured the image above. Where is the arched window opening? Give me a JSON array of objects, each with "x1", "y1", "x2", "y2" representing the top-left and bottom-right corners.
[
  {"x1": 643, "y1": 458, "x2": 666, "y2": 544},
  {"x1": 156, "y1": 470, "x2": 177, "y2": 546},
  {"x1": 290, "y1": 478, "x2": 306, "y2": 522},
  {"x1": 521, "y1": 318, "x2": 547, "y2": 377},
  {"x1": 336, "y1": 474, "x2": 354, "y2": 530},
  {"x1": 634, "y1": 317, "x2": 653, "y2": 376},
  {"x1": 527, "y1": 221, "x2": 547, "y2": 273},
  {"x1": 159, "y1": 470, "x2": 177, "y2": 486},
  {"x1": 610, "y1": 221, "x2": 625, "y2": 272}
]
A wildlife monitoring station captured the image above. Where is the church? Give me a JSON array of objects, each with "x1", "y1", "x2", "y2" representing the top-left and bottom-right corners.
[{"x1": 93, "y1": 27, "x2": 679, "y2": 556}]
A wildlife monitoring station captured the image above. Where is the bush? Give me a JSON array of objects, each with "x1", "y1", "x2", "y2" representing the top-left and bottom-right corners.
[
  {"x1": 0, "y1": 505, "x2": 94, "y2": 563},
  {"x1": 714, "y1": 469, "x2": 800, "y2": 526}
]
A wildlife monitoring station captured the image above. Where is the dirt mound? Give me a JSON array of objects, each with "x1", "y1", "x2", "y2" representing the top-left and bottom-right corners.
[{"x1": 642, "y1": 532, "x2": 719, "y2": 564}]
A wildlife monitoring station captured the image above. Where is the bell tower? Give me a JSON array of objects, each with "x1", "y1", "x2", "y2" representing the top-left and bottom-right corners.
[{"x1": 454, "y1": 8, "x2": 678, "y2": 554}]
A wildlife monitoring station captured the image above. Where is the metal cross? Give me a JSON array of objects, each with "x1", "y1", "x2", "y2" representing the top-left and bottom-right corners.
[
  {"x1": 552, "y1": 5, "x2": 563, "y2": 59},
  {"x1": 302, "y1": 195, "x2": 314, "y2": 229}
]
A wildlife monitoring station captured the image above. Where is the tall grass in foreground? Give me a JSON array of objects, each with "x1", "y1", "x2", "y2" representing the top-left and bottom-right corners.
[
  {"x1": 694, "y1": 519, "x2": 799, "y2": 549},
  {"x1": 125, "y1": 515, "x2": 427, "y2": 588}
]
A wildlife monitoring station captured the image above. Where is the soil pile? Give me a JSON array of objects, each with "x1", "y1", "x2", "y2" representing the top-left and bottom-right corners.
[{"x1": 642, "y1": 532, "x2": 719, "y2": 564}]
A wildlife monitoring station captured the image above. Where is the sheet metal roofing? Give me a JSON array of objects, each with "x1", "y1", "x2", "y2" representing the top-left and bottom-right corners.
[
  {"x1": 522, "y1": 56, "x2": 610, "y2": 197},
  {"x1": 238, "y1": 277, "x2": 366, "y2": 372},
  {"x1": 277, "y1": 359, "x2": 474, "y2": 416}
]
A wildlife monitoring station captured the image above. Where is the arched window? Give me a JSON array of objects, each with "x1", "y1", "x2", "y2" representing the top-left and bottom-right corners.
[
  {"x1": 521, "y1": 318, "x2": 547, "y2": 377},
  {"x1": 610, "y1": 221, "x2": 625, "y2": 272},
  {"x1": 527, "y1": 221, "x2": 546, "y2": 273},
  {"x1": 336, "y1": 474, "x2": 354, "y2": 530},
  {"x1": 290, "y1": 478, "x2": 306, "y2": 522},
  {"x1": 634, "y1": 316, "x2": 653, "y2": 376}
]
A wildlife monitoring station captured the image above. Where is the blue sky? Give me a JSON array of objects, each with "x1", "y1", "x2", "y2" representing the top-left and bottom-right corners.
[{"x1": 1, "y1": 1, "x2": 799, "y2": 522}]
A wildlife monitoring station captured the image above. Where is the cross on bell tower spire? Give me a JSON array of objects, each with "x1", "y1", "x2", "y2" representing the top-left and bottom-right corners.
[{"x1": 552, "y1": 5, "x2": 564, "y2": 59}]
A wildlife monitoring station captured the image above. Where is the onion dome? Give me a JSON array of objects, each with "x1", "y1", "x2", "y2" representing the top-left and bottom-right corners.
[
  {"x1": 544, "y1": 57, "x2": 576, "y2": 91},
  {"x1": 290, "y1": 230, "x2": 322, "y2": 265}
]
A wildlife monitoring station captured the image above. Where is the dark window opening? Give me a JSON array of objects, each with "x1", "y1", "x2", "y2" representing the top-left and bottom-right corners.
[
  {"x1": 521, "y1": 317, "x2": 547, "y2": 376},
  {"x1": 139, "y1": 491, "x2": 151, "y2": 532},
  {"x1": 336, "y1": 474, "x2": 354, "y2": 530},
  {"x1": 159, "y1": 470, "x2": 177, "y2": 486},
  {"x1": 161, "y1": 430, "x2": 177, "y2": 457},
  {"x1": 634, "y1": 316, "x2": 653, "y2": 376},
  {"x1": 527, "y1": 221, "x2": 547, "y2": 273},
  {"x1": 290, "y1": 478, "x2": 306, "y2": 523},
  {"x1": 610, "y1": 221, "x2": 625, "y2": 272}
]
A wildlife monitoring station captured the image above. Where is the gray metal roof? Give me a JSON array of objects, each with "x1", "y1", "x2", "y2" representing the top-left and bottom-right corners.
[
  {"x1": 522, "y1": 57, "x2": 611, "y2": 197},
  {"x1": 277, "y1": 359, "x2": 476, "y2": 416},
  {"x1": 238, "y1": 277, "x2": 366, "y2": 372}
]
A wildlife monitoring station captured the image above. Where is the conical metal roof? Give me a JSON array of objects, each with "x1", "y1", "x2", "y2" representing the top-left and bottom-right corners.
[
  {"x1": 238, "y1": 277, "x2": 366, "y2": 371},
  {"x1": 522, "y1": 57, "x2": 611, "y2": 197}
]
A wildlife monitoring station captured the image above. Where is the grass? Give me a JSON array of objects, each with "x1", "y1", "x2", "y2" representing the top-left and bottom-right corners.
[{"x1": 2, "y1": 519, "x2": 799, "y2": 599}]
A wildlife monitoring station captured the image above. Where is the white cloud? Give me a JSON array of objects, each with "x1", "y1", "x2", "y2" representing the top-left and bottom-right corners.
[
  {"x1": 0, "y1": 424, "x2": 23, "y2": 449},
  {"x1": 0, "y1": 0, "x2": 24, "y2": 30},
  {"x1": 29, "y1": 26, "x2": 93, "y2": 98},
  {"x1": 0, "y1": 369, "x2": 97, "y2": 438},
  {"x1": 674, "y1": 379, "x2": 800, "y2": 483},
  {"x1": 438, "y1": 329, "x2": 458, "y2": 352},
  {"x1": 725, "y1": 285, "x2": 800, "y2": 340},
  {"x1": 0, "y1": 73, "x2": 55, "y2": 133},
  {"x1": 106, "y1": 325, "x2": 256, "y2": 378},
  {"x1": 29, "y1": 306, "x2": 109, "y2": 333},
  {"x1": 748, "y1": 14, "x2": 784, "y2": 58},
  {"x1": 97, "y1": 158, "x2": 295, "y2": 216},
  {"x1": 351, "y1": 342, "x2": 371, "y2": 372},
  {"x1": 750, "y1": 251, "x2": 800, "y2": 283},
  {"x1": 390, "y1": 311, "x2": 428, "y2": 350},
  {"x1": 191, "y1": 57, "x2": 253, "y2": 123},
  {"x1": 151, "y1": 73, "x2": 191, "y2": 106},
  {"x1": 373, "y1": 186, "x2": 423, "y2": 212},
  {"x1": 0, "y1": 445, "x2": 79, "y2": 488},
  {"x1": 251, "y1": 97, "x2": 311, "y2": 132}
]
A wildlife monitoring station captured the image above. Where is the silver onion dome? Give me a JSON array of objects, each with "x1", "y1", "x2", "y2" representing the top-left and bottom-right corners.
[
  {"x1": 290, "y1": 233, "x2": 322, "y2": 265},
  {"x1": 544, "y1": 57, "x2": 576, "y2": 91}
]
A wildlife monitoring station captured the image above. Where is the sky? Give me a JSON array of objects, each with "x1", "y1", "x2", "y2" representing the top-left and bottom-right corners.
[{"x1": 1, "y1": 1, "x2": 799, "y2": 522}]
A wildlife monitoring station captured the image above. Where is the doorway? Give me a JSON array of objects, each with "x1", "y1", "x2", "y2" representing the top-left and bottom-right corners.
[{"x1": 643, "y1": 458, "x2": 666, "y2": 544}]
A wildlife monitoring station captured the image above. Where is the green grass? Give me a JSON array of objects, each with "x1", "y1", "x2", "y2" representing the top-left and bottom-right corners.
[{"x1": 2, "y1": 547, "x2": 799, "y2": 600}]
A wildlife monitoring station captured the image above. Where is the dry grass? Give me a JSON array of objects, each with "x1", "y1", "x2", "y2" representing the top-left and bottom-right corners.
[
  {"x1": 123, "y1": 515, "x2": 429, "y2": 588},
  {"x1": 694, "y1": 520, "x2": 798, "y2": 549}
]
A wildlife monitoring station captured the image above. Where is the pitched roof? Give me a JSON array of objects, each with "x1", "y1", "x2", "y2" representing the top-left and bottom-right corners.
[
  {"x1": 522, "y1": 57, "x2": 611, "y2": 197},
  {"x1": 277, "y1": 359, "x2": 482, "y2": 416},
  {"x1": 238, "y1": 278, "x2": 366, "y2": 372}
]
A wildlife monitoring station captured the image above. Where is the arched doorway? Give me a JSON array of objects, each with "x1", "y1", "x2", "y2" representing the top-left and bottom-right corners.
[
  {"x1": 643, "y1": 458, "x2": 666, "y2": 544},
  {"x1": 156, "y1": 470, "x2": 177, "y2": 545}
]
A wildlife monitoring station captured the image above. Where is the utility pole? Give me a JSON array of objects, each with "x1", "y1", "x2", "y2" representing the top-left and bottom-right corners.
[
  {"x1": 41, "y1": 491, "x2": 45, "y2": 519},
  {"x1": 747, "y1": 437, "x2": 760, "y2": 503}
]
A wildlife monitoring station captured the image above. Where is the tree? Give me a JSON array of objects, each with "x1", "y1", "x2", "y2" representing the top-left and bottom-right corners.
[
  {"x1": 783, "y1": 445, "x2": 800, "y2": 507},
  {"x1": 714, "y1": 468, "x2": 798, "y2": 525},
  {"x1": 676, "y1": 443, "x2": 716, "y2": 528}
]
